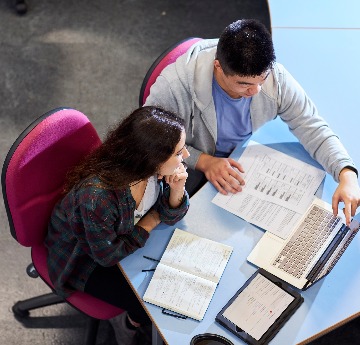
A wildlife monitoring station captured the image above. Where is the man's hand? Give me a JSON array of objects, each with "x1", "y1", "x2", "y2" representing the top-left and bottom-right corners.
[
  {"x1": 332, "y1": 168, "x2": 360, "y2": 225},
  {"x1": 196, "y1": 153, "x2": 245, "y2": 195}
]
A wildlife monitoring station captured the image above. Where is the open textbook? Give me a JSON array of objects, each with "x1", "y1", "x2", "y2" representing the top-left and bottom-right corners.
[
  {"x1": 143, "y1": 228, "x2": 233, "y2": 321},
  {"x1": 212, "y1": 141, "x2": 326, "y2": 239}
]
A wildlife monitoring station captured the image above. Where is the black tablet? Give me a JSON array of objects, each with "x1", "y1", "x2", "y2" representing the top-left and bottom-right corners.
[{"x1": 216, "y1": 269, "x2": 303, "y2": 345}]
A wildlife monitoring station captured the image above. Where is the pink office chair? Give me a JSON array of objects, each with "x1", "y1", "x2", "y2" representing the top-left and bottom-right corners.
[
  {"x1": 139, "y1": 37, "x2": 203, "y2": 106},
  {"x1": 1, "y1": 108, "x2": 124, "y2": 345}
]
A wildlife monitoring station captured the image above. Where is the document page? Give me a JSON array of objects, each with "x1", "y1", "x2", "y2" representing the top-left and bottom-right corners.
[
  {"x1": 161, "y1": 228, "x2": 233, "y2": 283},
  {"x1": 143, "y1": 228, "x2": 233, "y2": 320},
  {"x1": 212, "y1": 141, "x2": 325, "y2": 238},
  {"x1": 143, "y1": 263, "x2": 217, "y2": 321},
  {"x1": 222, "y1": 273, "x2": 295, "y2": 341}
]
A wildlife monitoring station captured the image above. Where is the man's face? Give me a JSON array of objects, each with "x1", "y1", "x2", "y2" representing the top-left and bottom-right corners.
[{"x1": 214, "y1": 60, "x2": 270, "y2": 99}]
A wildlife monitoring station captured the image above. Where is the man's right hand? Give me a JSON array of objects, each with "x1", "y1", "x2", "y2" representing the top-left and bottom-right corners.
[{"x1": 196, "y1": 153, "x2": 245, "y2": 195}]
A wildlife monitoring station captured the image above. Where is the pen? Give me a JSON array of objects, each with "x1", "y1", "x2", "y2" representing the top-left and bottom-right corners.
[
  {"x1": 142, "y1": 269, "x2": 156, "y2": 272},
  {"x1": 143, "y1": 255, "x2": 160, "y2": 262}
]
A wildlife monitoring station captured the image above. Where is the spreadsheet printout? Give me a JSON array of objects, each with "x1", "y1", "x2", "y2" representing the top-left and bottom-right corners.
[{"x1": 212, "y1": 141, "x2": 325, "y2": 239}]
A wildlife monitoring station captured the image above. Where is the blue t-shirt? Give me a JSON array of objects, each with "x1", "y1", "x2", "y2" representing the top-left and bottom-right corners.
[{"x1": 212, "y1": 77, "x2": 252, "y2": 157}]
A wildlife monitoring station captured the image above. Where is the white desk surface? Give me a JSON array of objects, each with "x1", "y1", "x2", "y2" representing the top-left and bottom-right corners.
[
  {"x1": 120, "y1": 118, "x2": 360, "y2": 345},
  {"x1": 272, "y1": 27, "x2": 360, "y2": 169},
  {"x1": 119, "y1": 11, "x2": 360, "y2": 345},
  {"x1": 269, "y1": 0, "x2": 360, "y2": 29}
]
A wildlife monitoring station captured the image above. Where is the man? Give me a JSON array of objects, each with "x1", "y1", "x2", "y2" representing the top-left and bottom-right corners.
[{"x1": 144, "y1": 19, "x2": 360, "y2": 224}]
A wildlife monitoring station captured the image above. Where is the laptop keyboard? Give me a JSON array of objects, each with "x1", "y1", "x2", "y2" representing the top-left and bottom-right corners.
[{"x1": 271, "y1": 205, "x2": 342, "y2": 279}]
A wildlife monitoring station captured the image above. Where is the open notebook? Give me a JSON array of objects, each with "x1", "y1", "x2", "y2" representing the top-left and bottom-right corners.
[
  {"x1": 248, "y1": 197, "x2": 360, "y2": 290},
  {"x1": 143, "y1": 228, "x2": 233, "y2": 320}
]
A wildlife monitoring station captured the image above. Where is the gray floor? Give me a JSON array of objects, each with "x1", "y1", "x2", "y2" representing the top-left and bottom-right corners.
[
  {"x1": 0, "y1": 1, "x2": 269, "y2": 344},
  {"x1": 0, "y1": 1, "x2": 358, "y2": 344}
]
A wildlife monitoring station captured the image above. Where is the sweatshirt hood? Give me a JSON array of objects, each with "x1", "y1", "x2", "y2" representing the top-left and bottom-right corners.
[{"x1": 175, "y1": 38, "x2": 219, "y2": 112}]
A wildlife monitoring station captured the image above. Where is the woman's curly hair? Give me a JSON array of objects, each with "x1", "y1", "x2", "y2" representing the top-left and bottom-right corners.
[{"x1": 64, "y1": 106, "x2": 184, "y2": 193}]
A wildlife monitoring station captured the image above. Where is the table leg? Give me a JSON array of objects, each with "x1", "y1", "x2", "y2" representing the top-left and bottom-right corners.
[{"x1": 152, "y1": 323, "x2": 164, "y2": 345}]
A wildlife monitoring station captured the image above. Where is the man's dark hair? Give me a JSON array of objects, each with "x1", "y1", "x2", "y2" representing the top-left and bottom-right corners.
[{"x1": 216, "y1": 19, "x2": 276, "y2": 77}]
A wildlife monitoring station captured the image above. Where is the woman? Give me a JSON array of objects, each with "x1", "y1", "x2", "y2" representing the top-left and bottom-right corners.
[{"x1": 45, "y1": 106, "x2": 190, "y2": 345}]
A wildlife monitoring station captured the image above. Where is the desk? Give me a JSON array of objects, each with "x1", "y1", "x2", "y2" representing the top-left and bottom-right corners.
[
  {"x1": 119, "y1": 3, "x2": 360, "y2": 344},
  {"x1": 271, "y1": 28, "x2": 360, "y2": 165},
  {"x1": 268, "y1": 0, "x2": 360, "y2": 164},
  {"x1": 269, "y1": 0, "x2": 360, "y2": 29},
  {"x1": 119, "y1": 118, "x2": 360, "y2": 345}
]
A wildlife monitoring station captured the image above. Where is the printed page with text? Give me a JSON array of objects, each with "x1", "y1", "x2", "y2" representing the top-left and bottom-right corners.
[{"x1": 143, "y1": 228, "x2": 233, "y2": 320}]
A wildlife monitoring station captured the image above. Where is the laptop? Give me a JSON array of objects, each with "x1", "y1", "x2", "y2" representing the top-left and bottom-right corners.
[{"x1": 247, "y1": 197, "x2": 360, "y2": 290}]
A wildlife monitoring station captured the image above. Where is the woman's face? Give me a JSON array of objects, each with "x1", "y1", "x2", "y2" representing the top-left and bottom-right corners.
[{"x1": 158, "y1": 130, "x2": 189, "y2": 176}]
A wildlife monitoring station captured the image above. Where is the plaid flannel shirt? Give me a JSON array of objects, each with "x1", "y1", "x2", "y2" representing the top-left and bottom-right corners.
[{"x1": 45, "y1": 176, "x2": 189, "y2": 297}]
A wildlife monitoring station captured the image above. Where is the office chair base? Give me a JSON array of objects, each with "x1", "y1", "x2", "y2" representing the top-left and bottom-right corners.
[
  {"x1": 84, "y1": 317, "x2": 100, "y2": 345},
  {"x1": 12, "y1": 292, "x2": 102, "y2": 345},
  {"x1": 12, "y1": 292, "x2": 64, "y2": 318}
]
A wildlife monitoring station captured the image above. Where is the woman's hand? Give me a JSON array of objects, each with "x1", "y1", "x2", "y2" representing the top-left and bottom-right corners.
[
  {"x1": 165, "y1": 163, "x2": 188, "y2": 190},
  {"x1": 162, "y1": 163, "x2": 188, "y2": 208}
]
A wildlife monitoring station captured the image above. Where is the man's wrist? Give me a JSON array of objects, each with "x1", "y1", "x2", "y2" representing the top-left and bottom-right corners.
[
  {"x1": 339, "y1": 166, "x2": 358, "y2": 180},
  {"x1": 195, "y1": 153, "x2": 211, "y2": 172}
]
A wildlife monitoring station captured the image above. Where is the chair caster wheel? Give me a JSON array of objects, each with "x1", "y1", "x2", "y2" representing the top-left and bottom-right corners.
[
  {"x1": 26, "y1": 264, "x2": 39, "y2": 278},
  {"x1": 15, "y1": 0, "x2": 27, "y2": 15}
]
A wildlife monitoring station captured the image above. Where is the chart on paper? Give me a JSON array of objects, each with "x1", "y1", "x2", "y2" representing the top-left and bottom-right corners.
[
  {"x1": 212, "y1": 141, "x2": 326, "y2": 239},
  {"x1": 246, "y1": 153, "x2": 316, "y2": 206}
]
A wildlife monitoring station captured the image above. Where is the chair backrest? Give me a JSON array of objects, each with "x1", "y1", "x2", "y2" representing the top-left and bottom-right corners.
[
  {"x1": 139, "y1": 37, "x2": 203, "y2": 106},
  {"x1": 1, "y1": 108, "x2": 102, "y2": 247}
]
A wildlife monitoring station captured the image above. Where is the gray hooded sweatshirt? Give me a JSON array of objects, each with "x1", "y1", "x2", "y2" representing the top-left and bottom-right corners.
[{"x1": 145, "y1": 39, "x2": 356, "y2": 182}]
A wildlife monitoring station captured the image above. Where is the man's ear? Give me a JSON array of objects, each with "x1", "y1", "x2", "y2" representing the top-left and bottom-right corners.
[{"x1": 214, "y1": 59, "x2": 222, "y2": 71}]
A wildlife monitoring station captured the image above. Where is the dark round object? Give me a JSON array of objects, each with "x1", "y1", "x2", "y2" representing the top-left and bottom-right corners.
[
  {"x1": 15, "y1": 1, "x2": 27, "y2": 15},
  {"x1": 26, "y1": 264, "x2": 39, "y2": 278},
  {"x1": 190, "y1": 333, "x2": 234, "y2": 345}
]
